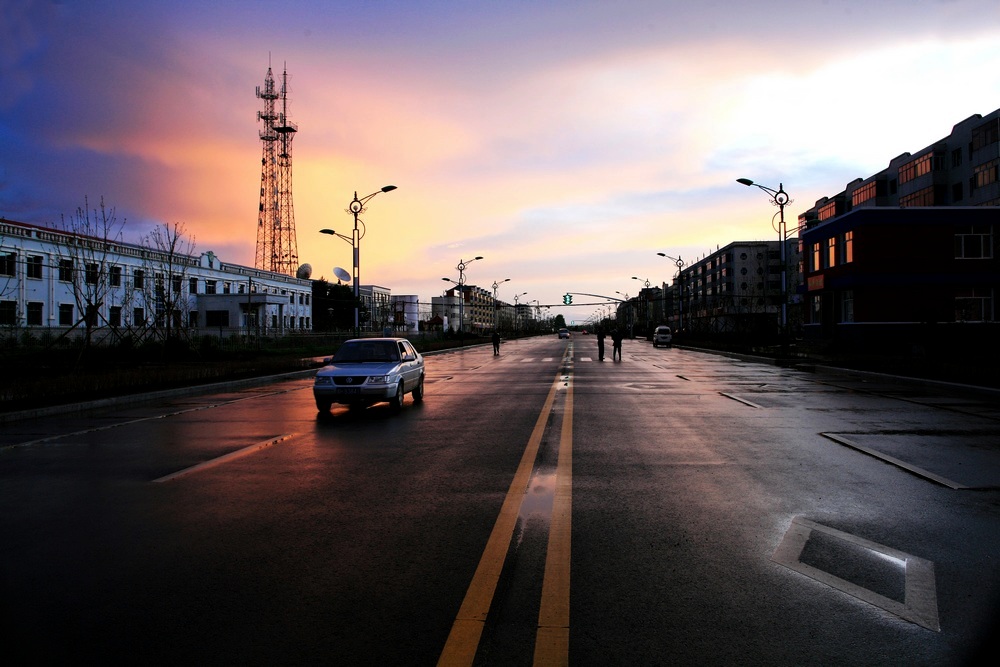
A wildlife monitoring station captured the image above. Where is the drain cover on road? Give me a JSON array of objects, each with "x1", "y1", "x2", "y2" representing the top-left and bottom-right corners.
[{"x1": 772, "y1": 516, "x2": 940, "y2": 631}]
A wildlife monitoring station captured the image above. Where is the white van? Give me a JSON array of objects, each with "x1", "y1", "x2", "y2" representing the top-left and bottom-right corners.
[{"x1": 652, "y1": 326, "x2": 673, "y2": 347}]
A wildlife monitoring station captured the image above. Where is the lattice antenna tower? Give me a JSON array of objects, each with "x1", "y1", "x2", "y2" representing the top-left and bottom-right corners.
[{"x1": 255, "y1": 63, "x2": 299, "y2": 276}]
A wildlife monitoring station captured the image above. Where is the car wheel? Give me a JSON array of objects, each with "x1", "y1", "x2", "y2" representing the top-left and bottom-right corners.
[
  {"x1": 412, "y1": 375, "x2": 424, "y2": 402},
  {"x1": 316, "y1": 398, "x2": 332, "y2": 412},
  {"x1": 390, "y1": 382, "x2": 404, "y2": 411}
]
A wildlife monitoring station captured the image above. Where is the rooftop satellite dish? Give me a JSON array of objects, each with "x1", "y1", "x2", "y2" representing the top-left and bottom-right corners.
[
  {"x1": 333, "y1": 267, "x2": 352, "y2": 283},
  {"x1": 296, "y1": 263, "x2": 312, "y2": 279}
]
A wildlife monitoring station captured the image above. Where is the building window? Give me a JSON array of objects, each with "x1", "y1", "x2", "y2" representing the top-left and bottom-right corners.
[
  {"x1": 27, "y1": 255, "x2": 43, "y2": 279},
  {"x1": 172, "y1": 274, "x2": 183, "y2": 294},
  {"x1": 840, "y1": 232, "x2": 854, "y2": 264},
  {"x1": 85, "y1": 263, "x2": 99, "y2": 285},
  {"x1": 0, "y1": 252, "x2": 15, "y2": 277},
  {"x1": 27, "y1": 302, "x2": 43, "y2": 325},
  {"x1": 189, "y1": 311, "x2": 198, "y2": 328},
  {"x1": 109, "y1": 306, "x2": 122, "y2": 327},
  {"x1": 811, "y1": 242, "x2": 821, "y2": 273},
  {"x1": 955, "y1": 287, "x2": 993, "y2": 322},
  {"x1": 109, "y1": 265, "x2": 122, "y2": 287},
  {"x1": 955, "y1": 225, "x2": 993, "y2": 259},
  {"x1": 899, "y1": 152, "x2": 934, "y2": 184},
  {"x1": 899, "y1": 186, "x2": 936, "y2": 207},
  {"x1": 840, "y1": 291, "x2": 854, "y2": 323},
  {"x1": 810, "y1": 295, "x2": 822, "y2": 324},
  {"x1": 827, "y1": 237, "x2": 836, "y2": 268},
  {"x1": 952, "y1": 147, "x2": 963, "y2": 167},
  {"x1": 133, "y1": 307, "x2": 145, "y2": 325},
  {"x1": 223, "y1": 282, "x2": 231, "y2": 295},
  {"x1": 190, "y1": 277, "x2": 198, "y2": 294},
  {"x1": 971, "y1": 121, "x2": 999, "y2": 152},
  {"x1": 0, "y1": 300, "x2": 16, "y2": 325},
  {"x1": 59, "y1": 303, "x2": 74, "y2": 326},
  {"x1": 134, "y1": 269, "x2": 144, "y2": 290},
  {"x1": 59, "y1": 259, "x2": 74, "y2": 282},
  {"x1": 205, "y1": 280, "x2": 217, "y2": 295},
  {"x1": 973, "y1": 159, "x2": 999, "y2": 189},
  {"x1": 205, "y1": 310, "x2": 229, "y2": 327},
  {"x1": 851, "y1": 181, "x2": 877, "y2": 207},
  {"x1": 818, "y1": 201, "x2": 838, "y2": 221}
]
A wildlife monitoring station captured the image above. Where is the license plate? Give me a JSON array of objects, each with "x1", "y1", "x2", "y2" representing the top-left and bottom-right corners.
[{"x1": 336, "y1": 387, "x2": 361, "y2": 395}]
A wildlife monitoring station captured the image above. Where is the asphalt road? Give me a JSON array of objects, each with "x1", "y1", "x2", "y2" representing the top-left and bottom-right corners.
[{"x1": 2, "y1": 336, "x2": 1000, "y2": 666}]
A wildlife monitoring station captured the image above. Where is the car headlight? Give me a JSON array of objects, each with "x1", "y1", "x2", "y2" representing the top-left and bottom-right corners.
[
  {"x1": 367, "y1": 375, "x2": 390, "y2": 384},
  {"x1": 315, "y1": 376, "x2": 332, "y2": 386}
]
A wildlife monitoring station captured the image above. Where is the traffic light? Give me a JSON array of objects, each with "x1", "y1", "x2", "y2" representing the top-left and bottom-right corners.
[{"x1": 563, "y1": 294, "x2": 572, "y2": 305}]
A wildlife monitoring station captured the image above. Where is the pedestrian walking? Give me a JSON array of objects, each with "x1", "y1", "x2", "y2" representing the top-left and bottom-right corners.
[
  {"x1": 597, "y1": 329, "x2": 606, "y2": 361},
  {"x1": 612, "y1": 329, "x2": 623, "y2": 361},
  {"x1": 491, "y1": 330, "x2": 501, "y2": 355}
]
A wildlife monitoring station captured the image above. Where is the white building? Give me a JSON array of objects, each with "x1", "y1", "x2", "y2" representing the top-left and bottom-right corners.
[{"x1": 0, "y1": 218, "x2": 312, "y2": 340}]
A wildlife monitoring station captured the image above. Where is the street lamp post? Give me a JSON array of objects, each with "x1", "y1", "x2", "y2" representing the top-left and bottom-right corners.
[
  {"x1": 657, "y1": 252, "x2": 686, "y2": 332},
  {"x1": 492, "y1": 278, "x2": 510, "y2": 332},
  {"x1": 513, "y1": 292, "x2": 527, "y2": 337},
  {"x1": 442, "y1": 256, "x2": 483, "y2": 345},
  {"x1": 632, "y1": 276, "x2": 652, "y2": 336},
  {"x1": 320, "y1": 184, "x2": 396, "y2": 337},
  {"x1": 737, "y1": 178, "x2": 790, "y2": 338},
  {"x1": 615, "y1": 291, "x2": 633, "y2": 336}
]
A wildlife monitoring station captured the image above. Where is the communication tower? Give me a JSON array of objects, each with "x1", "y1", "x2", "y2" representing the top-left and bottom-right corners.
[{"x1": 255, "y1": 64, "x2": 299, "y2": 276}]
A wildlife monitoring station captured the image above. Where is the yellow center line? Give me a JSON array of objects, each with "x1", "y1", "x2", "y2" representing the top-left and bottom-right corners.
[
  {"x1": 438, "y1": 345, "x2": 574, "y2": 667},
  {"x1": 534, "y1": 349, "x2": 573, "y2": 666}
]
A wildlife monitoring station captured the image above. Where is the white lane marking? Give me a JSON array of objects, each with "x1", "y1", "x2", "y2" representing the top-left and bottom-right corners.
[
  {"x1": 152, "y1": 434, "x2": 296, "y2": 483},
  {"x1": 3, "y1": 385, "x2": 310, "y2": 450}
]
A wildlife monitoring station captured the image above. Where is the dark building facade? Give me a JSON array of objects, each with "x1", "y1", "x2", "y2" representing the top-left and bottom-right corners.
[{"x1": 798, "y1": 108, "x2": 999, "y2": 349}]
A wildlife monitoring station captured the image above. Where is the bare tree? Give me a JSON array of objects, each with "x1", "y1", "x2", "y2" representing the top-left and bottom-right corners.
[
  {"x1": 54, "y1": 196, "x2": 126, "y2": 348},
  {"x1": 138, "y1": 222, "x2": 196, "y2": 345}
]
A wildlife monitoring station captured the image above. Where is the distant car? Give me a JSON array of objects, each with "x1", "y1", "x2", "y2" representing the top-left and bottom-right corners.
[
  {"x1": 652, "y1": 325, "x2": 673, "y2": 348},
  {"x1": 558, "y1": 328, "x2": 570, "y2": 339},
  {"x1": 313, "y1": 338, "x2": 424, "y2": 412}
]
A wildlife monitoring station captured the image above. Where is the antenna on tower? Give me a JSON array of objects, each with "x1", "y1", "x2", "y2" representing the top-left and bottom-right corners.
[{"x1": 254, "y1": 61, "x2": 299, "y2": 276}]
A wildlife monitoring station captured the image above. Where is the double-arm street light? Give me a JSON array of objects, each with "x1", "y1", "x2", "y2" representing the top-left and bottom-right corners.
[
  {"x1": 320, "y1": 184, "x2": 397, "y2": 336},
  {"x1": 657, "y1": 252, "x2": 686, "y2": 331},
  {"x1": 442, "y1": 256, "x2": 483, "y2": 342},
  {"x1": 632, "y1": 276, "x2": 652, "y2": 288},
  {"x1": 513, "y1": 292, "x2": 527, "y2": 336},
  {"x1": 737, "y1": 178, "x2": 790, "y2": 336},
  {"x1": 491, "y1": 278, "x2": 510, "y2": 331}
]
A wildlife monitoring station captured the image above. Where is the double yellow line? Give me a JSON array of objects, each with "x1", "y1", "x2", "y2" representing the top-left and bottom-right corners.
[{"x1": 438, "y1": 345, "x2": 574, "y2": 667}]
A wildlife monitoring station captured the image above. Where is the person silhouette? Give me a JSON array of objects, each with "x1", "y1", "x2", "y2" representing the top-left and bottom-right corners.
[
  {"x1": 491, "y1": 330, "x2": 501, "y2": 355},
  {"x1": 597, "y1": 329, "x2": 606, "y2": 361},
  {"x1": 611, "y1": 329, "x2": 623, "y2": 361}
]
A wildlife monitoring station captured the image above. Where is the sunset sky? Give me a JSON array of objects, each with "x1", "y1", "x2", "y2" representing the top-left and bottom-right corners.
[{"x1": 3, "y1": 0, "x2": 999, "y2": 324}]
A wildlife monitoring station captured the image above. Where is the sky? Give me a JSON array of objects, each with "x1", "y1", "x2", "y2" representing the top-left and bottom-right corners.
[{"x1": 2, "y1": 0, "x2": 1000, "y2": 325}]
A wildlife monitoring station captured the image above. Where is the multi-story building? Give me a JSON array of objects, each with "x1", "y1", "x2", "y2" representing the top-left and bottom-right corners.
[
  {"x1": 0, "y1": 218, "x2": 312, "y2": 340},
  {"x1": 673, "y1": 240, "x2": 800, "y2": 338},
  {"x1": 433, "y1": 285, "x2": 497, "y2": 334},
  {"x1": 798, "y1": 108, "x2": 999, "y2": 346}
]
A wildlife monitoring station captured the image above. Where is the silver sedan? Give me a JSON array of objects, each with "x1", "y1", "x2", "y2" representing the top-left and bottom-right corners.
[{"x1": 313, "y1": 338, "x2": 425, "y2": 413}]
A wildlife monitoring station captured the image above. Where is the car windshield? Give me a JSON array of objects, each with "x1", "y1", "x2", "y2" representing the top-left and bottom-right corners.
[{"x1": 332, "y1": 341, "x2": 400, "y2": 363}]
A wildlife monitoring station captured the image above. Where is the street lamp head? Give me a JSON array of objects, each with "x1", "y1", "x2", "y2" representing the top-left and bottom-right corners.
[
  {"x1": 320, "y1": 229, "x2": 335, "y2": 235},
  {"x1": 381, "y1": 185, "x2": 397, "y2": 193},
  {"x1": 474, "y1": 256, "x2": 484, "y2": 261},
  {"x1": 736, "y1": 178, "x2": 754, "y2": 186}
]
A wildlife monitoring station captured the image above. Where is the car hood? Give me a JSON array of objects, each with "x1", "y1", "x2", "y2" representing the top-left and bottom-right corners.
[{"x1": 316, "y1": 361, "x2": 402, "y2": 377}]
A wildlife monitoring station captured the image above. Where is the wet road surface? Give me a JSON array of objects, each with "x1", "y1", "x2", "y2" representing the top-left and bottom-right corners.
[{"x1": 2, "y1": 337, "x2": 1000, "y2": 665}]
